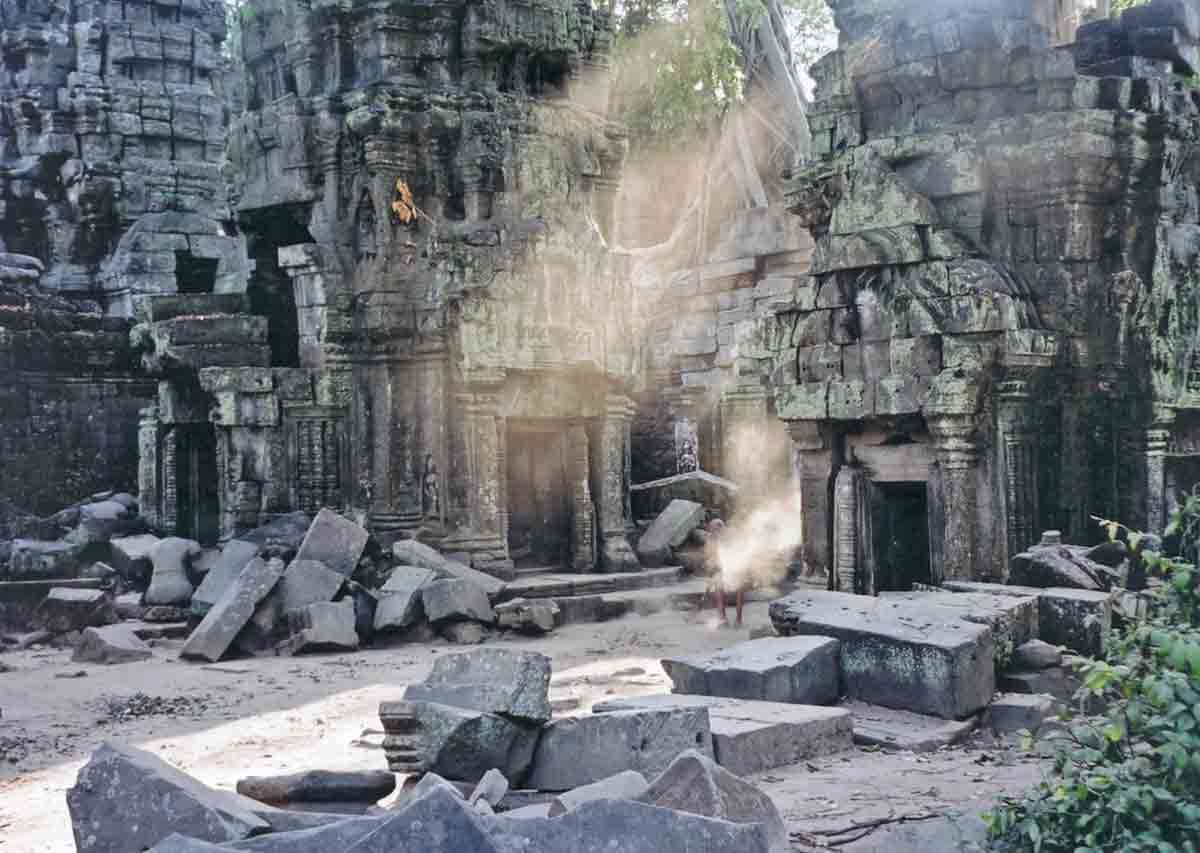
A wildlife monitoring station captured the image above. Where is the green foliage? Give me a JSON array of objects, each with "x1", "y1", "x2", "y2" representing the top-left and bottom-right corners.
[
  {"x1": 1110, "y1": 0, "x2": 1149, "y2": 13},
  {"x1": 986, "y1": 500, "x2": 1200, "y2": 852}
]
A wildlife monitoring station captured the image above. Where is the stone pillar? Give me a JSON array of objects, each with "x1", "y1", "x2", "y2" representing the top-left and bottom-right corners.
[
  {"x1": 928, "y1": 414, "x2": 980, "y2": 582},
  {"x1": 787, "y1": 421, "x2": 833, "y2": 579},
  {"x1": 138, "y1": 405, "x2": 160, "y2": 531},
  {"x1": 832, "y1": 464, "x2": 858, "y2": 593},
  {"x1": 998, "y1": 377, "x2": 1040, "y2": 558},
  {"x1": 567, "y1": 423, "x2": 596, "y2": 572},
  {"x1": 1122, "y1": 408, "x2": 1175, "y2": 535},
  {"x1": 720, "y1": 384, "x2": 771, "y2": 503},
  {"x1": 595, "y1": 393, "x2": 640, "y2": 573}
]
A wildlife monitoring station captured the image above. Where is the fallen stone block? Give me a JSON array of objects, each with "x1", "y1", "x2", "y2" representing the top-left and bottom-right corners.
[
  {"x1": 769, "y1": 590, "x2": 995, "y2": 719},
  {"x1": 8, "y1": 539, "x2": 83, "y2": 579},
  {"x1": 373, "y1": 566, "x2": 435, "y2": 632},
  {"x1": 191, "y1": 540, "x2": 261, "y2": 616},
  {"x1": 489, "y1": 798, "x2": 771, "y2": 853},
  {"x1": 881, "y1": 589, "x2": 1038, "y2": 668},
  {"x1": 843, "y1": 700, "x2": 978, "y2": 752},
  {"x1": 1038, "y1": 587, "x2": 1113, "y2": 657},
  {"x1": 109, "y1": 534, "x2": 161, "y2": 583},
  {"x1": 494, "y1": 597, "x2": 559, "y2": 633},
  {"x1": 636, "y1": 499, "x2": 705, "y2": 566},
  {"x1": 999, "y1": 665, "x2": 1098, "y2": 713},
  {"x1": 145, "y1": 538, "x2": 201, "y2": 606},
  {"x1": 292, "y1": 508, "x2": 369, "y2": 578},
  {"x1": 67, "y1": 500, "x2": 136, "y2": 546},
  {"x1": 277, "y1": 600, "x2": 359, "y2": 655},
  {"x1": 421, "y1": 578, "x2": 495, "y2": 624},
  {"x1": 525, "y1": 707, "x2": 714, "y2": 791},
  {"x1": 241, "y1": 512, "x2": 313, "y2": 555},
  {"x1": 439, "y1": 621, "x2": 491, "y2": 644},
  {"x1": 72, "y1": 624, "x2": 154, "y2": 664},
  {"x1": 1010, "y1": 542, "x2": 1105, "y2": 590},
  {"x1": 469, "y1": 768, "x2": 509, "y2": 808},
  {"x1": 662, "y1": 635, "x2": 840, "y2": 705},
  {"x1": 32, "y1": 588, "x2": 117, "y2": 634},
  {"x1": 638, "y1": 749, "x2": 787, "y2": 853},
  {"x1": 1013, "y1": 639, "x2": 1063, "y2": 670},
  {"x1": 114, "y1": 591, "x2": 145, "y2": 620},
  {"x1": 67, "y1": 741, "x2": 269, "y2": 852},
  {"x1": 503, "y1": 802, "x2": 553, "y2": 819},
  {"x1": 236, "y1": 769, "x2": 395, "y2": 807},
  {"x1": 549, "y1": 770, "x2": 648, "y2": 816},
  {"x1": 181, "y1": 557, "x2": 285, "y2": 663},
  {"x1": 983, "y1": 693, "x2": 1058, "y2": 735},
  {"x1": 592, "y1": 694, "x2": 852, "y2": 776},
  {"x1": 240, "y1": 559, "x2": 345, "y2": 652},
  {"x1": 404, "y1": 648, "x2": 552, "y2": 724},
  {"x1": 380, "y1": 699, "x2": 540, "y2": 784},
  {"x1": 392, "y1": 539, "x2": 507, "y2": 599}
]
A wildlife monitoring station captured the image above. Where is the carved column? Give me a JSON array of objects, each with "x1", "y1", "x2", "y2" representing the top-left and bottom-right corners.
[
  {"x1": 1122, "y1": 408, "x2": 1175, "y2": 535},
  {"x1": 928, "y1": 414, "x2": 980, "y2": 582},
  {"x1": 138, "y1": 405, "x2": 160, "y2": 531},
  {"x1": 720, "y1": 384, "x2": 771, "y2": 503},
  {"x1": 998, "y1": 376, "x2": 1040, "y2": 558},
  {"x1": 787, "y1": 421, "x2": 833, "y2": 579},
  {"x1": 595, "y1": 393, "x2": 640, "y2": 572},
  {"x1": 567, "y1": 423, "x2": 596, "y2": 572}
]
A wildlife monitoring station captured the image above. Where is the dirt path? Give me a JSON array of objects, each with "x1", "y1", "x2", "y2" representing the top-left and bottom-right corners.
[{"x1": 0, "y1": 602, "x2": 1043, "y2": 852}]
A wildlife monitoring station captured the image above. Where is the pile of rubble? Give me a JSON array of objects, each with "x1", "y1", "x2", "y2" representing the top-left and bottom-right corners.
[
  {"x1": 65, "y1": 647, "x2": 791, "y2": 852},
  {"x1": 2, "y1": 501, "x2": 566, "y2": 666}
]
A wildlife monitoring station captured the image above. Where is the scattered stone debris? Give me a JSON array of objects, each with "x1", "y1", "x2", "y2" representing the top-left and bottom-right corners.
[{"x1": 94, "y1": 693, "x2": 211, "y2": 724}]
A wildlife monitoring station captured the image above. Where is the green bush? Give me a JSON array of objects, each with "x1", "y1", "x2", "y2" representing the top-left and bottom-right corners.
[{"x1": 986, "y1": 501, "x2": 1200, "y2": 852}]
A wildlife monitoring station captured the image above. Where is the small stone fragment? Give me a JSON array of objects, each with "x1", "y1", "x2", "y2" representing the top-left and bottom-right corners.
[
  {"x1": 421, "y1": 578, "x2": 495, "y2": 624},
  {"x1": 236, "y1": 769, "x2": 396, "y2": 806},
  {"x1": 983, "y1": 693, "x2": 1058, "y2": 735},
  {"x1": 548, "y1": 770, "x2": 648, "y2": 817},
  {"x1": 72, "y1": 624, "x2": 154, "y2": 665},
  {"x1": 439, "y1": 622, "x2": 490, "y2": 644},
  {"x1": 1012, "y1": 639, "x2": 1063, "y2": 671},
  {"x1": 468, "y1": 768, "x2": 509, "y2": 808},
  {"x1": 32, "y1": 588, "x2": 117, "y2": 634},
  {"x1": 494, "y1": 597, "x2": 559, "y2": 633}
]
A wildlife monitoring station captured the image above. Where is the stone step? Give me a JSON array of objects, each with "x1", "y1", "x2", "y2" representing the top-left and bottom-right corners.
[
  {"x1": 844, "y1": 701, "x2": 979, "y2": 753},
  {"x1": 497, "y1": 567, "x2": 684, "y2": 602}
]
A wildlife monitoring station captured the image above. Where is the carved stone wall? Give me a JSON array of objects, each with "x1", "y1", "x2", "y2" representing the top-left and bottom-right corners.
[{"x1": 754, "y1": 0, "x2": 1200, "y2": 582}]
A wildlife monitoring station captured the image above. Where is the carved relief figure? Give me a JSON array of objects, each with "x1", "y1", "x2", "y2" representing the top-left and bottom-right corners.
[
  {"x1": 675, "y1": 417, "x2": 699, "y2": 473},
  {"x1": 422, "y1": 452, "x2": 441, "y2": 518}
]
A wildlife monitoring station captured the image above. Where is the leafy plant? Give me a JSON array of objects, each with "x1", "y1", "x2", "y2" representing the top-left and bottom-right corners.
[{"x1": 986, "y1": 500, "x2": 1200, "y2": 852}]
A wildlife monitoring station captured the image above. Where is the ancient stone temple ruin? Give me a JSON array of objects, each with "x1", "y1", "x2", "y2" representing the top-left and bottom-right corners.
[{"x1": 746, "y1": 0, "x2": 1200, "y2": 588}]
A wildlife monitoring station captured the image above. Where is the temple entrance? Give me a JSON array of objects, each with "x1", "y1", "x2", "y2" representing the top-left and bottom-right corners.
[
  {"x1": 506, "y1": 423, "x2": 572, "y2": 569},
  {"x1": 176, "y1": 424, "x2": 220, "y2": 545},
  {"x1": 872, "y1": 482, "x2": 931, "y2": 591}
]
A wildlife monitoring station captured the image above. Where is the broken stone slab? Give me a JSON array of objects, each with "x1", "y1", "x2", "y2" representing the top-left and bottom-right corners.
[
  {"x1": 636, "y1": 499, "x2": 705, "y2": 566},
  {"x1": 392, "y1": 539, "x2": 506, "y2": 599},
  {"x1": 115, "y1": 591, "x2": 145, "y2": 620},
  {"x1": 592, "y1": 694, "x2": 853, "y2": 776},
  {"x1": 379, "y1": 699, "x2": 540, "y2": 784},
  {"x1": 1013, "y1": 639, "x2": 1063, "y2": 670},
  {"x1": 998, "y1": 666, "x2": 1098, "y2": 713},
  {"x1": 1039, "y1": 587, "x2": 1113, "y2": 657},
  {"x1": 191, "y1": 540, "x2": 261, "y2": 616},
  {"x1": 662, "y1": 635, "x2": 840, "y2": 705},
  {"x1": 236, "y1": 770, "x2": 396, "y2": 806},
  {"x1": 109, "y1": 533, "x2": 162, "y2": 583},
  {"x1": 145, "y1": 537, "x2": 202, "y2": 606},
  {"x1": 843, "y1": 700, "x2": 978, "y2": 753},
  {"x1": 880, "y1": 589, "x2": 1039, "y2": 668},
  {"x1": 502, "y1": 802, "x2": 554, "y2": 819},
  {"x1": 67, "y1": 500, "x2": 137, "y2": 546},
  {"x1": 67, "y1": 741, "x2": 270, "y2": 852},
  {"x1": 494, "y1": 597, "x2": 560, "y2": 633},
  {"x1": 404, "y1": 648, "x2": 553, "y2": 724},
  {"x1": 548, "y1": 770, "x2": 648, "y2": 817},
  {"x1": 373, "y1": 566, "x2": 435, "y2": 632},
  {"x1": 1009, "y1": 544, "x2": 1106, "y2": 590},
  {"x1": 241, "y1": 512, "x2": 313, "y2": 557},
  {"x1": 769, "y1": 590, "x2": 995, "y2": 719},
  {"x1": 638, "y1": 749, "x2": 787, "y2": 853},
  {"x1": 524, "y1": 707, "x2": 714, "y2": 791},
  {"x1": 439, "y1": 621, "x2": 491, "y2": 644},
  {"x1": 32, "y1": 588, "x2": 117, "y2": 634},
  {"x1": 983, "y1": 694, "x2": 1058, "y2": 735},
  {"x1": 8, "y1": 539, "x2": 83, "y2": 579},
  {"x1": 72, "y1": 624, "x2": 154, "y2": 664},
  {"x1": 421, "y1": 578, "x2": 496, "y2": 624},
  {"x1": 489, "y1": 798, "x2": 771, "y2": 853},
  {"x1": 240, "y1": 559, "x2": 345, "y2": 652},
  {"x1": 292, "y1": 508, "x2": 369, "y2": 578},
  {"x1": 468, "y1": 768, "x2": 509, "y2": 808},
  {"x1": 276, "y1": 600, "x2": 359, "y2": 655},
  {"x1": 181, "y1": 557, "x2": 286, "y2": 663}
]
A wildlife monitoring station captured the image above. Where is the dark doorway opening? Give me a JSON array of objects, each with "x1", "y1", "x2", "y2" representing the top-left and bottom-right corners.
[
  {"x1": 506, "y1": 424, "x2": 571, "y2": 569},
  {"x1": 176, "y1": 424, "x2": 220, "y2": 546},
  {"x1": 241, "y1": 205, "x2": 313, "y2": 368},
  {"x1": 175, "y1": 251, "x2": 218, "y2": 293},
  {"x1": 872, "y1": 482, "x2": 931, "y2": 591}
]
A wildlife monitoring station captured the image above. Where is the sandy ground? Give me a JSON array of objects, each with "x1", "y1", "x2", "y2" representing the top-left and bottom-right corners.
[{"x1": 0, "y1": 602, "x2": 1044, "y2": 852}]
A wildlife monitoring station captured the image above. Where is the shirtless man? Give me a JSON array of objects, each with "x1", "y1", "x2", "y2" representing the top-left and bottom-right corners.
[{"x1": 703, "y1": 518, "x2": 745, "y2": 628}]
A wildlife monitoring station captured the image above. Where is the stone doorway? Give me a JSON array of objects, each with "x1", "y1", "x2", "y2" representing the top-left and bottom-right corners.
[
  {"x1": 176, "y1": 424, "x2": 220, "y2": 546},
  {"x1": 872, "y1": 482, "x2": 931, "y2": 591},
  {"x1": 506, "y1": 423, "x2": 572, "y2": 569}
]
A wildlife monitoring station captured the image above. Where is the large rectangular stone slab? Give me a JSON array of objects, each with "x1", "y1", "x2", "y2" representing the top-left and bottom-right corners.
[
  {"x1": 636, "y1": 500, "x2": 705, "y2": 566},
  {"x1": 769, "y1": 590, "x2": 995, "y2": 719},
  {"x1": 240, "y1": 559, "x2": 345, "y2": 652},
  {"x1": 403, "y1": 649, "x2": 552, "y2": 724},
  {"x1": 191, "y1": 539, "x2": 260, "y2": 615},
  {"x1": 881, "y1": 590, "x2": 1038, "y2": 667},
  {"x1": 392, "y1": 540, "x2": 506, "y2": 599},
  {"x1": 525, "y1": 707, "x2": 714, "y2": 791},
  {"x1": 374, "y1": 567, "x2": 436, "y2": 632},
  {"x1": 181, "y1": 557, "x2": 285, "y2": 662},
  {"x1": 662, "y1": 635, "x2": 840, "y2": 704},
  {"x1": 293, "y1": 508, "x2": 369, "y2": 578},
  {"x1": 843, "y1": 700, "x2": 978, "y2": 753},
  {"x1": 591, "y1": 694, "x2": 852, "y2": 776},
  {"x1": 109, "y1": 534, "x2": 162, "y2": 583},
  {"x1": 941, "y1": 581, "x2": 1115, "y2": 656}
]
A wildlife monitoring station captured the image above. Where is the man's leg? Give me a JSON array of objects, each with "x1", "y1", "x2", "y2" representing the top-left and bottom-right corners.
[
  {"x1": 715, "y1": 586, "x2": 728, "y2": 625},
  {"x1": 735, "y1": 590, "x2": 745, "y2": 628}
]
